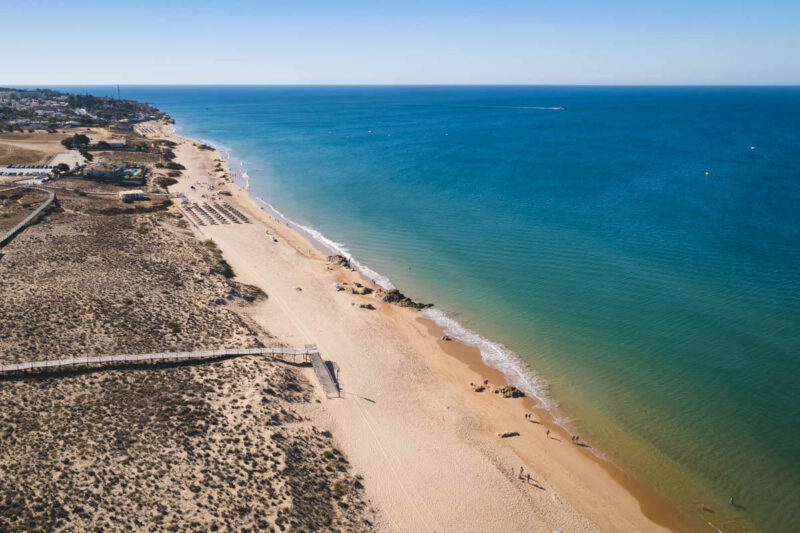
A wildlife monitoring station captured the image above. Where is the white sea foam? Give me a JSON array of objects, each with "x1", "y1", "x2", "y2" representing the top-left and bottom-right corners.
[
  {"x1": 198, "y1": 138, "x2": 396, "y2": 290},
  {"x1": 421, "y1": 308, "x2": 562, "y2": 419},
  {"x1": 201, "y1": 134, "x2": 564, "y2": 422},
  {"x1": 250, "y1": 194, "x2": 396, "y2": 290}
]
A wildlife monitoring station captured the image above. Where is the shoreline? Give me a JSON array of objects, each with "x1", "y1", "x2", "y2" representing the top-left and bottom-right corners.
[
  {"x1": 187, "y1": 129, "x2": 556, "y2": 417},
  {"x1": 148, "y1": 119, "x2": 707, "y2": 531}
]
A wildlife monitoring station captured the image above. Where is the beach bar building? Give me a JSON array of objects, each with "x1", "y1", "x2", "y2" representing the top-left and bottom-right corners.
[{"x1": 85, "y1": 162, "x2": 126, "y2": 179}]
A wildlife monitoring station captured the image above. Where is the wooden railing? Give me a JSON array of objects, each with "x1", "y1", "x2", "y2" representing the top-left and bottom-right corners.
[
  {"x1": 0, "y1": 185, "x2": 55, "y2": 248},
  {"x1": 0, "y1": 346, "x2": 319, "y2": 375}
]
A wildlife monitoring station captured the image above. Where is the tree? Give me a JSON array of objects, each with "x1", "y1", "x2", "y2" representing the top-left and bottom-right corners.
[
  {"x1": 53, "y1": 163, "x2": 70, "y2": 176},
  {"x1": 60, "y1": 134, "x2": 91, "y2": 150}
]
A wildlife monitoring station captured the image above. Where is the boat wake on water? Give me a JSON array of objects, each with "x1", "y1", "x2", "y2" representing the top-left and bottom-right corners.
[{"x1": 491, "y1": 106, "x2": 565, "y2": 111}]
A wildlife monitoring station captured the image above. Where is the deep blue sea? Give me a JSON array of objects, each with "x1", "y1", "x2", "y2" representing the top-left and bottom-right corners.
[{"x1": 41, "y1": 85, "x2": 800, "y2": 531}]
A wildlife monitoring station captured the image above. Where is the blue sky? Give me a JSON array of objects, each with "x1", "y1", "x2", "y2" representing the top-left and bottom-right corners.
[{"x1": 2, "y1": 0, "x2": 799, "y2": 85}]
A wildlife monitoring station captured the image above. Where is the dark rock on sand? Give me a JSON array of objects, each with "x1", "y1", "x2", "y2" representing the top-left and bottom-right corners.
[
  {"x1": 494, "y1": 386, "x2": 526, "y2": 398},
  {"x1": 350, "y1": 286, "x2": 373, "y2": 295},
  {"x1": 328, "y1": 254, "x2": 350, "y2": 268},
  {"x1": 375, "y1": 289, "x2": 432, "y2": 310}
]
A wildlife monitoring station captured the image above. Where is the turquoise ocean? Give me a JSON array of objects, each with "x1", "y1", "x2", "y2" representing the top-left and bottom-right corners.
[{"x1": 45, "y1": 86, "x2": 800, "y2": 531}]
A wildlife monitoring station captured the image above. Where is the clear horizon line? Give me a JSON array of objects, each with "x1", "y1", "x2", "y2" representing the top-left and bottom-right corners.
[{"x1": 4, "y1": 83, "x2": 800, "y2": 88}]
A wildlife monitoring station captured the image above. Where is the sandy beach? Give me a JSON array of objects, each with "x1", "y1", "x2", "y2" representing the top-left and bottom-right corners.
[
  {"x1": 140, "y1": 120, "x2": 703, "y2": 532},
  {"x1": 0, "y1": 119, "x2": 704, "y2": 531}
]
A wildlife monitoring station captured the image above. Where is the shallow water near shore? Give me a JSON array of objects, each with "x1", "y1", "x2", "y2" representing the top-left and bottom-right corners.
[{"x1": 46, "y1": 85, "x2": 800, "y2": 531}]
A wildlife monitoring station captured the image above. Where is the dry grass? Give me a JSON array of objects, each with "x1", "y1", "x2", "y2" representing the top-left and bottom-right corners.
[
  {"x1": 0, "y1": 132, "x2": 69, "y2": 166},
  {"x1": 47, "y1": 177, "x2": 151, "y2": 195},
  {"x1": 0, "y1": 143, "x2": 47, "y2": 165},
  {"x1": 0, "y1": 359, "x2": 373, "y2": 532},
  {"x1": 0, "y1": 192, "x2": 257, "y2": 363},
  {"x1": 0, "y1": 188, "x2": 51, "y2": 233},
  {"x1": 0, "y1": 192, "x2": 374, "y2": 531},
  {"x1": 92, "y1": 150, "x2": 163, "y2": 166},
  {"x1": 0, "y1": 132, "x2": 67, "y2": 142}
]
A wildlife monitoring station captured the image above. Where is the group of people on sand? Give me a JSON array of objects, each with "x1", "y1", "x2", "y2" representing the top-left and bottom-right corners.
[
  {"x1": 509, "y1": 385, "x2": 742, "y2": 517},
  {"x1": 521, "y1": 410, "x2": 585, "y2": 445},
  {"x1": 516, "y1": 465, "x2": 533, "y2": 485}
]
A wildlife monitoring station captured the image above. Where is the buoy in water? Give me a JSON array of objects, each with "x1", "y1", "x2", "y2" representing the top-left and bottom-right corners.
[{"x1": 705, "y1": 171, "x2": 709, "y2": 176}]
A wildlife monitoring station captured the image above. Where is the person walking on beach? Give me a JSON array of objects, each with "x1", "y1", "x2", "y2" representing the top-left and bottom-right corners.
[{"x1": 546, "y1": 429, "x2": 550, "y2": 439}]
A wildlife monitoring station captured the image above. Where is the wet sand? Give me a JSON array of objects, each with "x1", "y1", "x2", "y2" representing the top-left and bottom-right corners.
[{"x1": 140, "y1": 118, "x2": 707, "y2": 532}]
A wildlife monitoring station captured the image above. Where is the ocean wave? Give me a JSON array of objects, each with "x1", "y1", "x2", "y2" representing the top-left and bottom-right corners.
[
  {"x1": 421, "y1": 308, "x2": 560, "y2": 417},
  {"x1": 199, "y1": 134, "x2": 560, "y2": 420},
  {"x1": 190, "y1": 137, "x2": 250, "y2": 191},
  {"x1": 202, "y1": 137, "x2": 395, "y2": 290},
  {"x1": 251, "y1": 195, "x2": 396, "y2": 290}
]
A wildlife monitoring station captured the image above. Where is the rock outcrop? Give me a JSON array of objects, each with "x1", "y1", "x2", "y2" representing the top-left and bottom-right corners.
[
  {"x1": 374, "y1": 289, "x2": 432, "y2": 310},
  {"x1": 494, "y1": 386, "x2": 526, "y2": 398},
  {"x1": 327, "y1": 254, "x2": 350, "y2": 268}
]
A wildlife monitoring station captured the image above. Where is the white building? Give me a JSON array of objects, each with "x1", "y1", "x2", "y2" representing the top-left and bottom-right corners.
[
  {"x1": 118, "y1": 190, "x2": 145, "y2": 201},
  {"x1": 85, "y1": 162, "x2": 126, "y2": 178}
]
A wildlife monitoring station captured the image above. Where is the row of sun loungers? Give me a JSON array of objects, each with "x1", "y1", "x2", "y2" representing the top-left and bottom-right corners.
[
  {"x1": 191, "y1": 203, "x2": 217, "y2": 225},
  {"x1": 221, "y1": 202, "x2": 250, "y2": 223},
  {"x1": 182, "y1": 197, "x2": 251, "y2": 227},
  {"x1": 182, "y1": 204, "x2": 206, "y2": 226},
  {"x1": 202, "y1": 202, "x2": 230, "y2": 224}
]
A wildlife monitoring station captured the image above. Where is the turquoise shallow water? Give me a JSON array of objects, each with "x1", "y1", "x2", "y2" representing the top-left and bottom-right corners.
[{"x1": 45, "y1": 86, "x2": 800, "y2": 530}]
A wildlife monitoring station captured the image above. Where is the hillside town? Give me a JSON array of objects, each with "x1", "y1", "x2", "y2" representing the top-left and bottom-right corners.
[{"x1": 0, "y1": 88, "x2": 164, "y2": 130}]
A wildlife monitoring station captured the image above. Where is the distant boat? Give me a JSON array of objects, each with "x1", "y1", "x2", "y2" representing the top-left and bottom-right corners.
[{"x1": 556, "y1": 106, "x2": 565, "y2": 110}]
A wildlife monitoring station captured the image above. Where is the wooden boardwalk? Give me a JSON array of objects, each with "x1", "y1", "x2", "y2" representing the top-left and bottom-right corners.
[
  {"x1": 309, "y1": 352, "x2": 340, "y2": 398},
  {"x1": 0, "y1": 346, "x2": 319, "y2": 375},
  {"x1": 0, "y1": 185, "x2": 55, "y2": 248}
]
